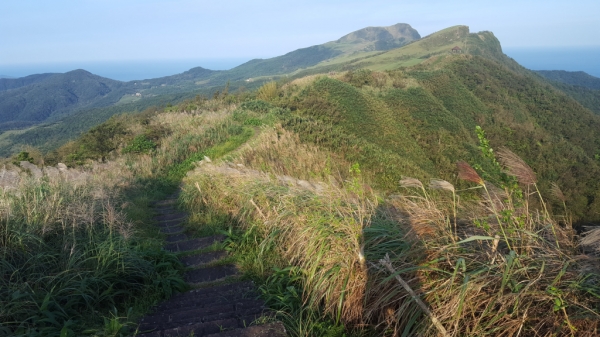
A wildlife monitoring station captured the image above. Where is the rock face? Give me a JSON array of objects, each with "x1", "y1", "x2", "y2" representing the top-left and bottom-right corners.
[
  {"x1": 20, "y1": 161, "x2": 43, "y2": 179},
  {"x1": 0, "y1": 162, "x2": 89, "y2": 191},
  {"x1": 0, "y1": 167, "x2": 20, "y2": 190}
]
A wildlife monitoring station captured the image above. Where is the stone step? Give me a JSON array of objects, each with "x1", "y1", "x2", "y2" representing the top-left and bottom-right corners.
[
  {"x1": 165, "y1": 235, "x2": 225, "y2": 252},
  {"x1": 152, "y1": 282, "x2": 257, "y2": 312},
  {"x1": 156, "y1": 217, "x2": 187, "y2": 227},
  {"x1": 140, "y1": 298, "x2": 265, "y2": 331},
  {"x1": 204, "y1": 322, "x2": 287, "y2": 337},
  {"x1": 140, "y1": 304, "x2": 231, "y2": 329},
  {"x1": 150, "y1": 290, "x2": 261, "y2": 316},
  {"x1": 185, "y1": 265, "x2": 239, "y2": 284},
  {"x1": 154, "y1": 199, "x2": 178, "y2": 207},
  {"x1": 165, "y1": 233, "x2": 189, "y2": 243},
  {"x1": 180, "y1": 251, "x2": 228, "y2": 267},
  {"x1": 153, "y1": 207, "x2": 179, "y2": 215},
  {"x1": 160, "y1": 226, "x2": 184, "y2": 234},
  {"x1": 140, "y1": 318, "x2": 240, "y2": 337},
  {"x1": 155, "y1": 212, "x2": 188, "y2": 221}
]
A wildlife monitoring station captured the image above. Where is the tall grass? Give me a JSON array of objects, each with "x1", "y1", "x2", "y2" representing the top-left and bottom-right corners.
[
  {"x1": 0, "y1": 162, "x2": 186, "y2": 336},
  {"x1": 179, "y1": 127, "x2": 600, "y2": 336}
]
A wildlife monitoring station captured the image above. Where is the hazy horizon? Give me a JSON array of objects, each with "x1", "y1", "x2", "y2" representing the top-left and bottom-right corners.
[
  {"x1": 1, "y1": 46, "x2": 599, "y2": 82},
  {"x1": 0, "y1": 58, "x2": 253, "y2": 81}
]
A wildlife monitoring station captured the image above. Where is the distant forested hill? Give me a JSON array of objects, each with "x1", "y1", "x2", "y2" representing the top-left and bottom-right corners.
[
  {"x1": 0, "y1": 73, "x2": 55, "y2": 90},
  {"x1": 0, "y1": 70, "x2": 129, "y2": 130},
  {"x1": 535, "y1": 70, "x2": 600, "y2": 89},
  {"x1": 534, "y1": 71, "x2": 600, "y2": 115}
]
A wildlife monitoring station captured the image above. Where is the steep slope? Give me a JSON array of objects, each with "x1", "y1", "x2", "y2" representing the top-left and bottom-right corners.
[
  {"x1": 533, "y1": 71, "x2": 600, "y2": 115},
  {"x1": 0, "y1": 70, "x2": 128, "y2": 130}
]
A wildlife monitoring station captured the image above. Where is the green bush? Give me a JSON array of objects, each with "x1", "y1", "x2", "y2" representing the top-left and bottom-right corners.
[
  {"x1": 12, "y1": 151, "x2": 34, "y2": 165},
  {"x1": 240, "y1": 100, "x2": 273, "y2": 113},
  {"x1": 123, "y1": 135, "x2": 157, "y2": 154}
]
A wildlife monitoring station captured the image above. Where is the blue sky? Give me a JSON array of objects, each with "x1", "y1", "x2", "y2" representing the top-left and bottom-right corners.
[{"x1": 1, "y1": 0, "x2": 599, "y2": 66}]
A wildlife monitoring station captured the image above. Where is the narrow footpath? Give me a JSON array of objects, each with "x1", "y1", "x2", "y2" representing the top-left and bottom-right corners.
[{"x1": 136, "y1": 194, "x2": 287, "y2": 337}]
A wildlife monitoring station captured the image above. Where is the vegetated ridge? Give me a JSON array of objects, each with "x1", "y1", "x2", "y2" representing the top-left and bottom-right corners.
[{"x1": 0, "y1": 23, "x2": 420, "y2": 137}]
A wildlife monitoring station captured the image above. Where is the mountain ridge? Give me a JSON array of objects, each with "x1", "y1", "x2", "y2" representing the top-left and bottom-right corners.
[
  {"x1": 2, "y1": 22, "x2": 599, "y2": 168},
  {"x1": 0, "y1": 23, "x2": 422, "y2": 132}
]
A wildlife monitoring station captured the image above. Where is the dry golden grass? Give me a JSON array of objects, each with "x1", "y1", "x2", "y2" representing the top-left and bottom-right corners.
[
  {"x1": 497, "y1": 147, "x2": 537, "y2": 185},
  {"x1": 257, "y1": 81, "x2": 278, "y2": 101},
  {"x1": 229, "y1": 125, "x2": 350, "y2": 183},
  {"x1": 183, "y1": 160, "x2": 376, "y2": 326}
]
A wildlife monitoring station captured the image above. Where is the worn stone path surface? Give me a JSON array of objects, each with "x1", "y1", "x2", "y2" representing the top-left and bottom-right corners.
[{"x1": 137, "y1": 195, "x2": 286, "y2": 337}]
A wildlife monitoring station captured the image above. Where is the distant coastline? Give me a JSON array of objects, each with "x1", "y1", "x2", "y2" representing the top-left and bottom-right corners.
[
  {"x1": 1, "y1": 47, "x2": 599, "y2": 81},
  {"x1": 0, "y1": 58, "x2": 251, "y2": 82},
  {"x1": 504, "y1": 46, "x2": 600, "y2": 78}
]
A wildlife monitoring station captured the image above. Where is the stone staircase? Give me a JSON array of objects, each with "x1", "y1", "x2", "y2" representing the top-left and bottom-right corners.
[{"x1": 136, "y1": 195, "x2": 286, "y2": 337}]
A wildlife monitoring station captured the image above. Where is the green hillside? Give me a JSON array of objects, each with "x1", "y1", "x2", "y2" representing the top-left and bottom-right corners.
[
  {"x1": 4, "y1": 23, "x2": 600, "y2": 199},
  {"x1": 275, "y1": 59, "x2": 600, "y2": 222},
  {"x1": 532, "y1": 71, "x2": 600, "y2": 115}
]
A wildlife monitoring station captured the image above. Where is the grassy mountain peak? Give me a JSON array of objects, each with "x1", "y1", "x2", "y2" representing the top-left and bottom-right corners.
[
  {"x1": 306, "y1": 25, "x2": 511, "y2": 73},
  {"x1": 337, "y1": 23, "x2": 420, "y2": 43},
  {"x1": 331, "y1": 23, "x2": 421, "y2": 53}
]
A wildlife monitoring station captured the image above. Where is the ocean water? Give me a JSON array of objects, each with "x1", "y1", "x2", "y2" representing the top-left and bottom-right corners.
[
  {"x1": 0, "y1": 58, "x2": 251, "y2": 82},
  {"x1": 503, "y1": 47, "x2": 600, "y2": 78}
]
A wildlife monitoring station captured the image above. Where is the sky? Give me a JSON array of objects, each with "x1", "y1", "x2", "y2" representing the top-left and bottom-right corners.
[{"x1": 1, "y1": 0, "x2": 599, "y2": 78}]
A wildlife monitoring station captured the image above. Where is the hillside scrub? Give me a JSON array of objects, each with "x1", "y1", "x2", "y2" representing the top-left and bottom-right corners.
[{"x1": 272, "y1": 62, "x2": 600, "y2": 223}]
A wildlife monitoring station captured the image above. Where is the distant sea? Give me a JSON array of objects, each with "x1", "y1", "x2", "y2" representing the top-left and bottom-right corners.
[
  {"x1": 0, "y1": 58, "x2": 252, "y2": 82},
  {"x1": 503, "y1": 47, "x2": 600, "y2": 78}
]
